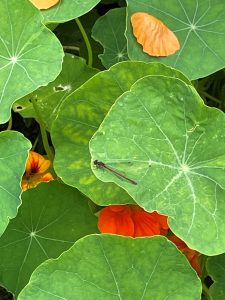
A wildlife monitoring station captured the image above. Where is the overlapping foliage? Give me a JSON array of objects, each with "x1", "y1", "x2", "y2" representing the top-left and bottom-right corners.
[{"x1": 0, "y1": 0, "x2": 225, "y2": 299}]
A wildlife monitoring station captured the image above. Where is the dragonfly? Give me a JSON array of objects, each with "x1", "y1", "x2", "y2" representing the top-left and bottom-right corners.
[{"x1": 94, "y1": 160, "x2": 137, "y2": 185}]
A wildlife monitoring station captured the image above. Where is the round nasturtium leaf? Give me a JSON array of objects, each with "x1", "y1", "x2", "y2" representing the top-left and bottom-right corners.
[
  {"x1": 18, "y1": 235, "x2": 202, "y2": 300},
  {"x1": 0, "y1": 131, "x2": 31, "y2": 237},
  {"x1": 126, "y1": 0, "x2": 225, "y2": 80},
  {"x1": 207, "y1": 254, "x2": 225, "y2": 300},
  {"x1": 13, "y1": 54, "x2": 98, "y2": 129},
  {"x1": 0, "y1": 181, "x2": 98, "y2": 297},
  {"x1": 90, "y1": 75, "x2": 225, "y2": 255},
  {"x1": 39, "y1": 0, "x2": 101, "y2": 23},
  {"x1": 0, "y1": 0, "x2": 64, "y2": 124},
  {"x1": 52, "y1": 61, "x2": 190, "y2": 205},
  {"x1": 92, "y1": 8, "x2": 128, "y2": 68}
]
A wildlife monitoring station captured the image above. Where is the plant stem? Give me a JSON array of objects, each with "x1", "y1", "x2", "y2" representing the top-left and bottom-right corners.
[
  {"x1": 30, "y1": 96, "x2": 54, "y2": 161},
  {"x1": 75, "y1": 18, "x2": 93, "y2": 67},
  {"x1": 202, "y1": 283, "x2": 211, "y2": 300},
  {"x1": 6, "y1": 116, "x2": 12, "y2": 130},
  {"x1": 63, "y1": 45, "x2": 80, "y2": 53},
  {"x1": 201, "y1": 91, "x2": 221, "y2": 104},
  {"x1": 32, "y1": 133, "x2": 39, "y2": 151}
]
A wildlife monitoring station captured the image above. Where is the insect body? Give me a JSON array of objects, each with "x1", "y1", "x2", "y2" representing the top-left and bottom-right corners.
[{"x1": 94, "y1": 160, "x2": 137, "y2": 185}]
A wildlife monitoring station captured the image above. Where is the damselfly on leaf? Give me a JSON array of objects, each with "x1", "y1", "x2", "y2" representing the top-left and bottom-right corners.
[{"x1": 94, "y1": 160, "x2": 137, "y2": 185}]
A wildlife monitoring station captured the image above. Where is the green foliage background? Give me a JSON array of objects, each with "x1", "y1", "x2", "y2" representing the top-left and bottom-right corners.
[{"x1": 0, "y1": 0, "x2": 225, "y2": 299}]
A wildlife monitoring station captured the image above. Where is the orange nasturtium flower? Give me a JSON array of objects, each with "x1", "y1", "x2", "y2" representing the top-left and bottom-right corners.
[
  {"x1": 31, "y1": 0, "x2": 60, "y2": 10},
  {"x1": 98, "y1": 204, "x2": 169, "y2": 237},
  {"x1": 168, "y1": 235, "x2": 202, "y2": 276},
  {"x1": 131, "y1": 12, "x2": 180, "y2": 57},
  {"x1": 98, "y1": 204, "x2": 202, "y2": 276},
  {"x1": 21, "y1": 151, "x2": 53, "y2": 191}
]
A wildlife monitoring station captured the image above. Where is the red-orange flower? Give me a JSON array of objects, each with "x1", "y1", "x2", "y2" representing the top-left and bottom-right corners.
[
  {"x1": 98, "y1": 204, "x2": 202, "y2": 276},
  {"x1": 98, "y1": 204, "x2": 169, "y2": 237},
  {"x1": 21, "y1": 151, "x2": 53, "y2": 191},
  {"x1": 168, "y1": 235, "x2": 202, "y2": 276}
]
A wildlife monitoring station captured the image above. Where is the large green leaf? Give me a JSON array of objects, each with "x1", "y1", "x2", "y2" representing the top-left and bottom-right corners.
[
  {"x1": 0, "y1": 0, "x2": 63, "y2": 124},
  {"x1": 90, "y1": 75, "x2": 225, "y2": 255},
  {"x1": 52, "y1": 61, "x2": 190, "y2": 205},
  {"x1": 207, "y1": 254, "x2": 225, "y2": 300},
  {"x1": 0, "y1": 131, "x2": 31, "y2": 237},
  {"x1": 0, "y1": 181, "x2": 98, "y2": 296},
  {"x1": 37, "y1": 0, "x2": 101, "y2": 23},
  {"x1": 18, "y1": 235, "x2": 201, "y2": 300},
  {"x1": 92, "y1": 8, "x2": 128, "y2": 68},
  {"x1": 13, "y1": 54, "x2": 98, "y2": 129},
  {"x1": 126, "y1": 0, "x2": 225, "y2": 80}
]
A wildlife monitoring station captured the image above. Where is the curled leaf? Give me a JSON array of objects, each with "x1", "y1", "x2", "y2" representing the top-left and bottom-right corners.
[
  {"x1": 131, "y1": 12, "x2": 180, "y2": 57},
  {"x1": 31, "y1": 0, "x2": 60, "y2": 10}
]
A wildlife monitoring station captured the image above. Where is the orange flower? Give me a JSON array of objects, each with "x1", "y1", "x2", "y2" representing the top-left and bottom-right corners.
[
  {"x1": 98, "y1": 204, "x2": 169, "y2": 237},
  {"x1": 31, "y1": 0, "x2": 60, "y2": 10},
  {"x1": 131, "y1": 12, "x2": 180, "y2": 57},
  {"x1": 168, "y1": 235, "x2": 202, "y2": 276},
  {"x1": 21, "y1": 151, "x2": 53, "y2": 191},
  {"x1": 98, "y1": 204, "x2": 202, "y2": 276}
]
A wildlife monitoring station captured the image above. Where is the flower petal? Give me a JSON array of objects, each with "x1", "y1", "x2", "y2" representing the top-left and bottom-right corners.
[
  {"x1": 21, "y1": 179, "x2": 29, "y2": 192},
  {"x1": 131, "y1": 209, "x2": 169, "y2": 237},
  {"x1": 131, "y1": 12, "x2": 180, "y2": 57},
  {"x1": 21, "y1": 172, "x2": 53, "y2": 191},
  {"x1": 98, "y1": 205, "x2": 169, "y2": 238},
  {"x1": 98, "y1": 205, "x2": 134, "y2": 236},
  {"x1": 151, "y1": 211, "x2": 169, "y2": 234},
  {"x1": 22, "y1": 151, "x2": 53, "y2": 191},
  {"x1": 131, "y1": 209, "x2": 160, "y2": 237},
  {"x1": 42, "y1": 173, "x2": 54, "y2": 182},
  {"x1": 26, "y1": 151, "x2": 51, "y2": 175}
]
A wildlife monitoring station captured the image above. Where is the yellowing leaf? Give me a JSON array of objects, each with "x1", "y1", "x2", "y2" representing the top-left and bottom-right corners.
[
  {"x1": 31, "y1": 0, "x2": 60, "y2": 10},
  {"x1": 131, "y1": 12, "x2": 180, "y2": 57}
]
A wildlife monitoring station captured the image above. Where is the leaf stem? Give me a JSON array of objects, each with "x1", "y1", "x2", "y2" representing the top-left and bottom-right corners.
[
  {"x1": 32, "y1": 133, "x2": 39, "y2": 151},
  {"x1": 30, "y1": 96, "x2": 54, "y2": 161},
  {"x1": 63, "y1": 45, "x2": 80, "y2": 53},
  {"x1": 202, "y1": 283, "x2": 211, "y2": 300},
  {"x1": 75, "y1": 18, "x2": 93, "y2": 67},
  {"x1": 6, "y1": 116, "x2": 12, "y2": 130},
  {"x1": 200, "y1": 91, "x2": 221, "y2": 104}
]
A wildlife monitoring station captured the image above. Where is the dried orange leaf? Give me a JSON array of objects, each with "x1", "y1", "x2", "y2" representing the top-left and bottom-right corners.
[
  {"x1": 131, "y1": 12, "x2": 180, "y2": 57},
  {"x1": 31, "y1": 0, "x2": 60, "y2": 10}
]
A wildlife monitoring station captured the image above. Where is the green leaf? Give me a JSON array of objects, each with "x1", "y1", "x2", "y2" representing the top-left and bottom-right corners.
[
  {"x1": 126, "y1": 0, "x2": 225, "y2": 80},
  {"x1": 207, "y1": 254, "x2": 225, "y2": 300},
  {"x1": 18, "y1": 235, "x2": 201, "y2": 300},
  {"x1": 90, "y1": 75, "x2": 225, "y2": 255},
  {"x1": 92, "y1": 8, "x2": 128, "y2": 68},
  {"x1": 0, "y1": 0, "x2": 63, "y2": 124},
  {"x1": 39, "y1": 0, "x2": 101, "y2": 23},
  {"x1": 52, "y1": 61, "x2": 190, "y2": 205},
  {"x1": 0, "y1": 131, "x2": 31, "y2": 237},
  {"x1": 12, "y1": 54, "x2": 98, "y2": 129},
  {"x1": 0, "y1": 181, "x2": 98, "y2": 296}
]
